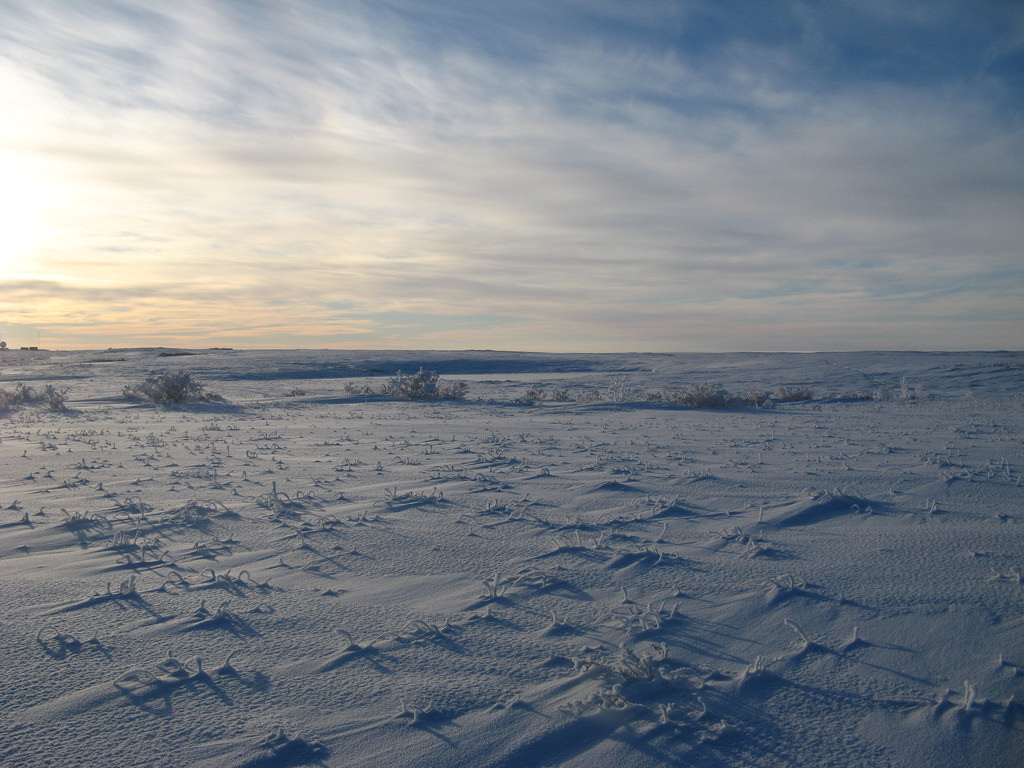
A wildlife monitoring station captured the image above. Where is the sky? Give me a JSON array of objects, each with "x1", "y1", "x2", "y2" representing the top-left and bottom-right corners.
[{"x1": 1, "y1": 1, "x2": 1022, "y2": 352}]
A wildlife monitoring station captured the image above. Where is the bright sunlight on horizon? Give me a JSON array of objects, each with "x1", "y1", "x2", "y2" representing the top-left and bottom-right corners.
[{"x1": 1, "y1": 1, "x2": 1022, "y2": 353}]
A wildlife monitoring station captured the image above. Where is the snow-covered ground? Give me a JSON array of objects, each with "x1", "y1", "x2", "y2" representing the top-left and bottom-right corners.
[{"x1": 1, "y1": 348, "x2": 1022, "y2": 768}]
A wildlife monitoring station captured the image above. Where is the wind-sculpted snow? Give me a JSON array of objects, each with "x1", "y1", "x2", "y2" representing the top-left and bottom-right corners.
[
  {"x1": 1, "y1": 349, "x2": 1022, "y2": 767},
  {"x1": 754, "y1": 490, "x2": 878, "y2": 528}
]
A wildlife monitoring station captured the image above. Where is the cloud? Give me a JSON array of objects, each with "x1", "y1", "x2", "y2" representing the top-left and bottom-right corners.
[{"x1": 1, "y1": 1, "x2": 1021, "y2": 350}]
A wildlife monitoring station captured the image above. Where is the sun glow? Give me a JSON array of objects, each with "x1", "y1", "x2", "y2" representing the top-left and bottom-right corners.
[{"x1": 0, "y1": 150, "x2": 61, "y2": 277}]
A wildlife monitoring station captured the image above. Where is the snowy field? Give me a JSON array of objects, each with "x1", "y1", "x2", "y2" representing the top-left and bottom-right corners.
[{"x1": 1, "y1": 348, "x2": 1022, "y2": 768}]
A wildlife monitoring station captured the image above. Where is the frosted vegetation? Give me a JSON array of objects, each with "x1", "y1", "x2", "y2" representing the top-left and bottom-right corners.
[
  {"x1": 121, "y1": 369, "x2": 223, "y2": 404},
  {"x1": 345, "y1": 367, "x2": 469, "y2": 400},
  {"x1": 0, "y1": 348, "x2": 1022, "y2": 767},
  {"x1": 0, "y1": 382, "x2": 69, "y2": 411}
]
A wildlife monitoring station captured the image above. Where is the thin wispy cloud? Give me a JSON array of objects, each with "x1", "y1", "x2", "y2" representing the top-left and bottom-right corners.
[{"x1": 1, "y1": 0, "x2": 1021, "y2": 350}]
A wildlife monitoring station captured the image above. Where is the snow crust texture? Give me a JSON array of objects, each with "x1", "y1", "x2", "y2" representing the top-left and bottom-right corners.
[{"x1": 1, "y1": 349, "x2": 1022, "y2": 767}]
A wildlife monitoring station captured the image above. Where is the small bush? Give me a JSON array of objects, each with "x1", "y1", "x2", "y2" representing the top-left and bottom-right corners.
[
  {"x1": 743, "y1": 391, "x2": 773, "y2": 408},
  {"x1": 0, "y1": 382, "x2": 69, "y2": 411},
  {"x1": 512, "y1": 386, "x2": 573, "y2": 404},
  {"x1": 606, "y1": 378, "x2": 641, "y2": 402},
  {"x1": 874, "y1": 378, "x2": 923, "y2": 402},
  {"x1": 123, "y1": 370, "x2": 222, "y2": 404},
  {"x1": 0, "y1": 383, "x2": 34, "y2": 409},
  {"x1": 514, "y1": 386, "x2": 543, "y2": 406},
  {"x1": 899, "y1": 377, "x2": 923, "y2": 400},
  {"x1": 0, "y1": 388, "x2": 20, "y2": 411},
  {"x1": 41, "y1": 384, "x2": 69, "y2": 410},
  {"x1": 775, "y1": 386, "x2": 814, "y2": 402},
  {"x1": 382, "y1": 368, "x2": 468, "y2": 400},
  {"x1": 567, "y1": 380, "x2": 776, "y2": 409},
  {"x1": 666, "y1": 382, "x2": 736, "y2": 408},
  {"x1": 346, "y1": 368, "x2": 468, "y2": 400}
]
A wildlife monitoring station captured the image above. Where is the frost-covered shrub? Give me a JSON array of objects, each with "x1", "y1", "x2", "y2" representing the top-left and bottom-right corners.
[
  {"x1": 567, "y1": 380, "x2": 773, "y2": 409},
  {"x1": 435, "y1": 378, "x2": 469, "y2": 400},
  {"x1": 666, "y1": 383, "x2": 736, "y2": 408},
  {"x1": 14, "y1": 383, "x2": 34, "y2": 403},
  {"x1": 123, "y1": 370, "x2": 222, "y2": 404},
  {"x1": 873, "y1": 378, "x2": 923, "y2": 402},
  {"x1": 0, "y1": 382, "x2": 69, "y2": 411},
  {"x1": 343, "y1": 381, "x2": 374, "y2": 396},
  {"x1": 514, "y1": 386, "x2": 543, "y2": 405},
  {"x1": 606, "y1": 378, "x2": 640, "y2": 402},
  {"x1": 899, "y1": 377, "x2": 923, "y2": 400},
  {"x1": 743, "y1": 391, "x2": 773, "y2": 408},
  {"x1": 376, "y1": 368, "x2": 468, "y2": 400},
  {"x1": 774, "y1": 386, "x2": 814, "y2": 402},
  {"x1": 0, "y1": 386, "x2": 27, "y2": 411},
  {"x1": 510, "y1": 386, "x2": 573, "y2": 404},
  {"x1": 41, "y1": 384, "x2": 69, "y2": 410},
  {"x1": 0, "y1": 383, "x2": 34, "y2": 410}
]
